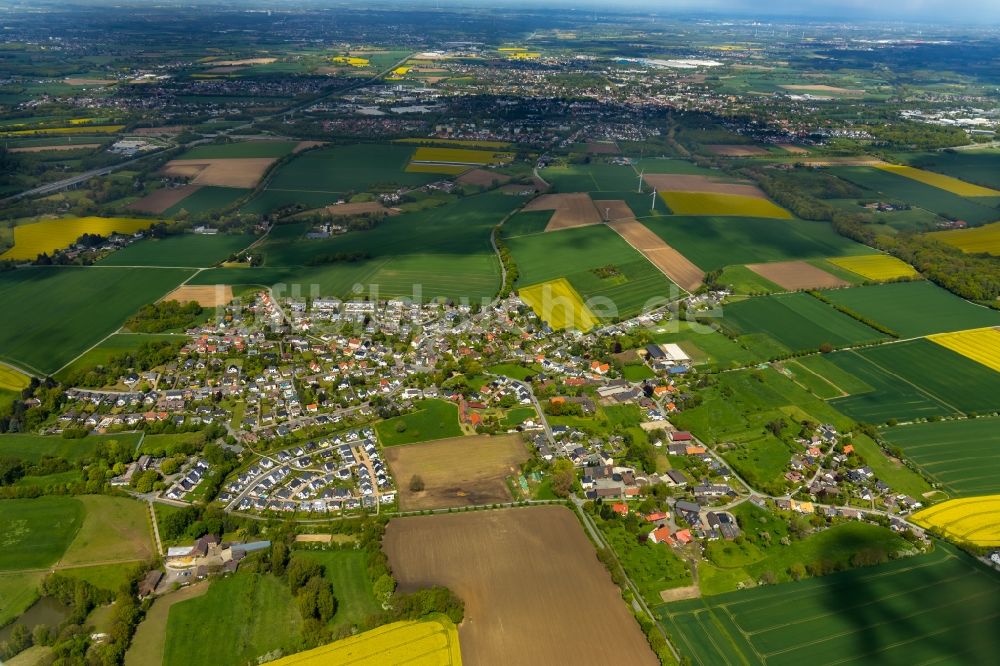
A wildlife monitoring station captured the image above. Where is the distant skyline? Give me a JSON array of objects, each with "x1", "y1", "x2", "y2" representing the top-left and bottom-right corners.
[{"x1": 21, "y1": 0, "x2": 1000, "y2": 24}]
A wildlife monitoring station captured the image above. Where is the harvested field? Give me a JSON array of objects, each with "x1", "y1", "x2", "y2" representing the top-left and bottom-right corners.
[
  {"x1": 128, "y1": 185, "x2": 201, "y2": 214},
  {"x1": 161, "y1": 284, "x2": 233, "y2": 307},
  {"x1": 9, "y1": 143, "x2": 100, "y2": 153},
  {"x1": 383, "y1": 506, "x2": 658, "y2": 666},
  {"x1": 292, "y1": 140, "x2": 324, "y2": 153},
  {"x1": 592, "y1": 199, "x2": 635, "y2": 221},
  {"x1": 746, "y1": 260, "x2": 848, "y2": 290},
  {"x1": 607, "y1": 217, "x2": 705, "y2": 291},
  {"x1": 161, "y1": 158, "x2": 276, "y2": 188},
  {"x1": 385, "y1": 434, "x2": 529, "y2": 510},
  {"x1": 705, "y1": 144, "x2": 769, "y2": 156},
  {"x1": 64, "y1": 78, "x2": 114, "y2": 86},
  {"x1": 523, "y1": 192, "x2": 602, "y2": 231},
  {"x1": 642, "y1": 173, "x2": 769, "y2": 199},
  {"x1": 587, "y1": 141, "x2": 620, "y2": 154},
  {"x1": 456, "y1": 168, "x2": 511, "y2": 187},
  {"x1": 778, "y1": 143, "x2": 809, "y2": 154},
  {"x1": 780, "y1": 84, "x2": 864, "y2": 95}
]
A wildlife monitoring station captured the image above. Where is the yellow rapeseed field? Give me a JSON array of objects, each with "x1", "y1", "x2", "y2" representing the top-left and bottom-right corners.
[
  {"x1": 331, "y1": 56, "x2": 370, "y2": 67},
  {"x1": 911, "y1": 495, "x2": 1000, "y2": 547},
  {"x1": 519, "y1": 278, "x2": 598, "y2": 332},
  {"x1": 828, "y1": 254, "x2": 919, "y2": 280},
  {"x1": 268, "y1": 618, "x2": 461, "y2": 666},
  {"x1": 0, "y1": 365, "x2": 31, "y2": 392},
  {"x1": 876, "y1": 164, "x2": 1000, "y2": 197},
  {"x1": 410, "y1": 147, "x2": 514, "y2": 165},
  {"x1": 928, "y1": 327, "x2": 1000, "y2": 373},
  {"x1": 0, "y1": 125, "x2": 124, "y2": 137},
  {"x1": 659, "y1": 191, "x2": 792, "y2": 219},
  {"x1": 933, "y1": 221, "x2": 1000, "y2": 256},
  {"x1": 1, "y1": 216, "x2": 156, "y2": 260}
]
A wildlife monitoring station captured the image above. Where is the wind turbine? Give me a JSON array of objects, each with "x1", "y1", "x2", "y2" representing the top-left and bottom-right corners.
[
  {"x1": 637, "y1": 169, "x2": 645, "y2": 193},
  {"x1": 651, "y1": 189, "x2": 658, "y2": 213}
]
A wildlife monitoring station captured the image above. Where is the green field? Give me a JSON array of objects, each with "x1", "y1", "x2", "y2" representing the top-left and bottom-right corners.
[
  {"x1": 821, "y1": 281, "x2": 1000, "y2": 338},
  {"x1": 54, "y1": 333, "x2": 182, "y2": 383},
  {"x1": 829, "y1": 166, "x2": 1000, "y2": 226},
  {"x1": 884, "y1": 418, "x2": 1000, "y2": 496},
  {"x1": 0, "y1": 496, "x2": 84, "y2": 570},
  {"x1": 507, "y1": 224, "x2": 677, "y2": 319},
  {"x1": 164, "y1": 572, "x2": 301, "y2": 666},
  {"x1": 243, "y1": 144, "x2": 437, "y2": 214},
  {"x1": 722, "y1": 293, "x2": 886, "y2": 353},
  {"x1": 540, "y1": 163, "x2": 639, "y2": 192},
  {"x1": 0, "y1": 572, "x2": 45, "y2": 627},
  {"x1": 99, "y1": 233, "x2": 256, "y2": 267},
  {"x1": 901, "y1": 149, "x2": 1000, "y2": 191},
  {"x1": 375, "y1": 399, "x2": 463, "y2": 446},
  {"x1": 828, "y1": 340, "x2": 1000, "y2": 423},
  {"x1": 193, "y1": 192, "x2": 520, "y2": 302},
  {"x1": 0, "y1": 432, "x2": 141, "y2": 463},
  {"x1": 660, "y1": 544, "x2": 1000, "y2": 666},
  {"x1": 0, "y1": 266, "x2": 194, "y2": 375},
  {"x1": 165, "y1": 186, "x2": 248, "y2": 216},
  {"x1": 179, "y1": 141, "x2": 300, "y2": 160},
  {"x1": 292, "y1": 550, "x2": 381, "y2": 633},
  {"x1": 640, "y1": 216, "x2": 873, "y2": 272},
  {"x1": 501, "y1": 210, "x2": 553, "y2": 238}
]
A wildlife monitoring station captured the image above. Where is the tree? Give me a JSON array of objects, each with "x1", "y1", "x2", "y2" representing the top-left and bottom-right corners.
[
  {"x1": 373, "y1": 573, "x2": 396, "y2": 605},
  {"x1": 550, "y1": 459, "x2": 576, "y2": 498},
  {"x1": 409, "y1": 475, "x2": 425, "y2": 492},
  {"x1": 789, "y1": 562, "x2": 806, "y2": 581}
]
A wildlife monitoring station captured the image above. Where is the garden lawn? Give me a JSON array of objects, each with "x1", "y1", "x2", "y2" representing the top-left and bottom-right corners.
[
  {"x1": 376, "y1": 399, "x2": 462, "y2": 446},
  {"x1": 599, "y1": 521, "x2": 692, "y2": 606},
  {"x1": 821, "y1": 281, "x2": 1000, "y2": 338},
  {"x1": 0, "y1": 266, "x2": 194, "y2": 375}
]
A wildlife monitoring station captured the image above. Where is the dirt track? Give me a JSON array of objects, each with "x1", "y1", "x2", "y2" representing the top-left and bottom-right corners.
[
  {"x1": 384, "y1": 506, "x2": 658, "y2": 666},
  {"x1": 524, "y1": 192, "x2": 602, "y2": 231},
  {"x1": 746, "y1": 260, "x2": 849, "y2": 290},
  {"x1": 607, "y1": 218, "x2": 705, "y2": 291}
]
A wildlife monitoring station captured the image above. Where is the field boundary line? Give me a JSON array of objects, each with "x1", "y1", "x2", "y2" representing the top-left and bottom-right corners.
[{"x1": 787, "y1": 359, "x2": 848, "y2": 398}]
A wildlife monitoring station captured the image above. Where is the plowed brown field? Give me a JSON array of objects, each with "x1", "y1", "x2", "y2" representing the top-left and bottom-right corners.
[{"x1": 383, "y1": 506, "x2": 658, "y2": 666}]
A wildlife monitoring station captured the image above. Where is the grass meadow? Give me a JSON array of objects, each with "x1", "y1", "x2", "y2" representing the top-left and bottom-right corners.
[
  {"x1": 0, "y1": 496, "x2": 84, "y2": 570},
  {"x1": 291, "y1": 549, "x2": 381, "y2": 633},
  {"x1": 376, "y1": 399, "x2": 462, "y2": 446},
  {"x1": 0, "y1": 432, "x2": 141, "y2": 463},
  {"x1": 164, "y1": 186, "x2": 248, "y2": 216},
  {"x1": 164, "y1": 572, "x2": 301, "y2": 666}
]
